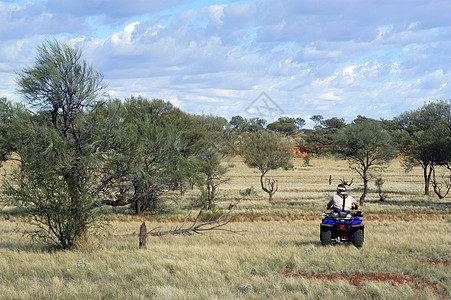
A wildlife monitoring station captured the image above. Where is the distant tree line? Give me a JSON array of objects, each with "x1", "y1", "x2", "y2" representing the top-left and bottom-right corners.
[{"x1": 0, "y1": 40, "x2": 450, "y2": 248}]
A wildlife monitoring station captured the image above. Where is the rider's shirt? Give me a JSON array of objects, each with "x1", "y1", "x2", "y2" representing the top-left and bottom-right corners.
[{"x1": 328, "y1": 193, "x2": 357, "y2": 212}]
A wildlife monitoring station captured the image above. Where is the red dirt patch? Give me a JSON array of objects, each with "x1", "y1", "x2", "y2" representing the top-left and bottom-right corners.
[
  {"x1": 420, "y1": 259, "x2": 451, "y2": 266},
  {"x1": 282, "y1": 269, "x2": 448, "y2": 297},
  {"x1": 104, "y1": 212, "x2": 448, "y2": 223},
  {"x1": 365, "y1": 213, "x2": 449, "y2": 221}
]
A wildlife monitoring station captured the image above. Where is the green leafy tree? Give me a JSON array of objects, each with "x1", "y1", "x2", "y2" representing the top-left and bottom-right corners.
[
  {"x1": 2, "y1": 40, "x2": 105, "y2": 248},
  {"x1": 0, "y1": 97, "x2": 21, "y2": 163},
  {"x1": 311, "y1": 115, "x2": 324, "y2": 129},
  {"x1": 94, "y1": 98, "x2": 182, "y2": 215},
  {"x1": 229, "y1": 115, "x2": 265, "y2": 133},
  {"x1": 323, "y1": 117, "x2": 346, "y2": 130},
  {"x1": 240, "y1": 130, "x2": 294, "y2": 201},
  {"x1": 193, "y1": 145, "x2": 229, "y2": 209},
  {"x1": 302, "y1": 117, "x2": 346, "y2": 155},
  {"x1": 334, "y1": 120, "x2": 397, "y2": 205},
  {"x1": 267, "y1": 117, "x2": 297, "y2": 136},
  {"x1": 394, "y1": 100, "x2": 451, "y2": 195},
  {"x1": 295, "y1": 117, "x2": 306, "y2": 133}
]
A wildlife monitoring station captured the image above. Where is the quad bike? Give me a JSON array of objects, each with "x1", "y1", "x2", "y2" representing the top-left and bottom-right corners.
[{"x1": 319, "y1": 211, "x2": 364, "y2": 248}]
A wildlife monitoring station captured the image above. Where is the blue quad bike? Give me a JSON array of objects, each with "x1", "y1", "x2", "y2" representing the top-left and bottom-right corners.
[{"x1": 319, "y1": 211, "x2": 364, "y2": 248}]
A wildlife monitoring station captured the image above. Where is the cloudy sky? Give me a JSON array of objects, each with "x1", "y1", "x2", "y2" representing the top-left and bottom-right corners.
[{"x1": 1, "y1": 0, "x2": 450, "y2": 126}]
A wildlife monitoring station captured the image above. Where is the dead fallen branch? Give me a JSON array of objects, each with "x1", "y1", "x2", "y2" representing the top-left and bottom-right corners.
[
  {"x1": 113, "y1": 201, "x2": 243, "y2": 238},
  {"x1": 148, "y1": 201, "x2": 242, "y2": 236}
]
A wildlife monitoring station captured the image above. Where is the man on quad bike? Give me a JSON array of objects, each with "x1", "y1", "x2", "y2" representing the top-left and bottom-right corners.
[
  {"x1": 320, "y1": 184, "x2": 364, "y2": 247},
  {"x1": 327, "y1": 184, "x2": 358, "y2": 213}
]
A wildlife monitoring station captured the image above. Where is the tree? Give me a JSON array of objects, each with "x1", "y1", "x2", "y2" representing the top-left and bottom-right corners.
[
  {"x1": 302, "y1": 117, "x2": 346, "y2": 155},
  {"x1": 249, "y1": 117, "x2": 267, "y2": 129},
  {"x1": 230, "y1": 115, "x2": 249, "y2": 133},
  {"x1": 394, "y1": 100, "x2": 451, "y2": 195},
  {"x1": 0, "y1": 97, "x2": 21, "y2": 164},
  {"x1": 193, "y1": 145, "x2": 229, "y2": 209},
  {"x1": 311, "y1": 115, "x2": 324, "y2": 129},
  {"x1": 295, "y1": 117, "x2": 306, "y2": 133},
  {"x1": 240, "y1": 130, "x2": 294, "y2": 201},
  {"x1": 3, "y1": 40, "x2": 105, "y2": 249},
  {"x1": 323, "y1": 117, "x2": 346, "y2": 130},
  {"x1": 334, "y1": 120, "x2": 397, "y2": 205},
  {"x1": 94, "y1": 98, "x2": 183, "y2": 215},
  {"x1": 267, "y1": 117, "x2": 297, "y2": 136}
]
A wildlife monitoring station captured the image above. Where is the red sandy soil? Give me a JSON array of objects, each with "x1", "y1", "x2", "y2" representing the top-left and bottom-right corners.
[
  {"x1": 112, "y1": 212, "x2": 448, "y2": 223},
  {"x1": 282, "y1": 269, "x2": 448, "y2": 297},
  {"x1": 420, "y1": 259, "x2": 451, "y2": 266},
  {"x1": 230, "y1": 213, "x2": 449, "y2": 222}
]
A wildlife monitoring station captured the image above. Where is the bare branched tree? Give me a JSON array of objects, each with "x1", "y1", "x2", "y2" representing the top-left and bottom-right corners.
[
  {"x1": 340, "y1": 177, "x2": 354, "y2": 187},
  {"x1": 262, "y1": 178, "x2": 278, "y2": 202},
  {"x1": 431, "y1": 164, "x2": 451, "y2": 199}
]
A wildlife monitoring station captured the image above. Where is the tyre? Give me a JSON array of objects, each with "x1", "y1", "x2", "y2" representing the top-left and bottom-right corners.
[
  {"x1": 320, "y1": 227, "x2": 332, "y2": 245},
  {"x1": 352, "y1": 228, "x2": 364, "y2": 248}
]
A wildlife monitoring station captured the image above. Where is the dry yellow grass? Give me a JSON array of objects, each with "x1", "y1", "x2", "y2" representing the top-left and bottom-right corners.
[
  {"x1": 0, "y1": 219, "x2": 449, "y2": 299},
  {"x1": 0, "y1": 156, "x2": 449, "y2": 299},
  {"x1": 221, "y1": 156, "x2": 441, "y2": 201}
]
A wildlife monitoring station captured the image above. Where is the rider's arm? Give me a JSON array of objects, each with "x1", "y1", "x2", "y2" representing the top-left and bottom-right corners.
[
  {"x1": 327, "y1": 197, "x2": 334, "y2": 210},
  {"x1": 351, "y1": 198, "x2": 359, "y2": 209}
]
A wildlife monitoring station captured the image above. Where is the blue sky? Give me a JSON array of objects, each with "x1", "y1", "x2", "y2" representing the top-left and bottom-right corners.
[{"x1": 1, "y1": 0, "x2": 450, "y2": 126}]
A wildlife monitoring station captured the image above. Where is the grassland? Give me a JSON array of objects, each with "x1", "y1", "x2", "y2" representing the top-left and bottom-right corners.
[{"x1": 0, "y1": 157, "x2": 450, "y2": 299}]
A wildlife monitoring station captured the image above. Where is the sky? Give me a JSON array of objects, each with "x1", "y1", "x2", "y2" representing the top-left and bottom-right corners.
[{"x1": 1, "y1": 0, "x2": 451, "y2": 127}]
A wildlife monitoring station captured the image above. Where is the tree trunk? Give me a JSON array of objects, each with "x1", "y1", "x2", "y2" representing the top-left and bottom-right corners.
[
  {"x1": 260, "y1": 173, "x2": 271, "y2": 201},
  {"x1": 260, "y1": 173, "x2": 278, "y2": 202},
  {"x1": 135, "y1": 199, "x2": 144, "y2": 216},
  {"x1": 209, "y1": 184, "x2": 216, "y2": 209},
  {"x1": 207, "y1": 179, "x2": 213, "y2": 210},
  {"x1": 431, "y1": 164, "x2": 451, "y2": 199},
  {"x1": 360, "y1": 172, "x2": 368, "y2": 206},
  {"x1": 423, "y1": 164, "x2": 432, "y2": 195}
]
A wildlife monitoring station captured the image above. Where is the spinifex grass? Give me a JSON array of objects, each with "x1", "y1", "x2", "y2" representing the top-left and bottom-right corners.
[
  {"x1": 0, "y1": 218, "x2": 449, "y2": 299},
  {"x1": 0, "y1": 157, "x2": 449, "y2": 299}
]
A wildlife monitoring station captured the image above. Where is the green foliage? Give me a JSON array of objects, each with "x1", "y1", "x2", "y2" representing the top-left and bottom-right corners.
[
  {"x1": 230, "y1": 115, "x2": 265, "y2": 133},
  {"x1": 375, "y1": 177, "x2": 387, "y2": 202},
  {"x1": 3, "y1": 165, "x2": 97, "y2": 249},
  {"x1": 394, "y1": 100, "x2": 451, "y2": 195},
  {"x1": 334, "y1": 120, "x2": 397, "y2": 204},
  {"x1": 0, "y1": 98, "x2": 27, "y2": 164},
  {"x1": 240, "y1": 130, "x2": 294, "y2": 201},
  {"x1": 267, "y1": 117, "x2": 297, "y2": 136},
  {"x1": 396, "y1": 100, "x2": 451, "y2": 166},
  {"x1": 192, "y1": 145, "x2": 229, "y2": 209},
  {"x1": 294, "y1": 117, "x2": 306, "y2": 133},
  {"x1": 2, "y1": 40, "x2": 105, "y2": 249},
  {"x1": 240, "y1": 130, "x2": 294, "y2": 175},
  {"x1": 301, "y1": 117, "x2": 345, "y2": 155},
  {"x1": 94, "y1": 98, "x2": 182, "y2": 215},
  {"x1": 16, "y1": 39, "x2": 105, "y2": 119},
  {"x1": 302, "y1": 128, "x2": 336, "y2": 155},
  {"x1": 303, "y1": 154, "x2": 312, "y2": 166},
  {"x1": 240, "y1": 186, "x2": 256, "y2": 197}
]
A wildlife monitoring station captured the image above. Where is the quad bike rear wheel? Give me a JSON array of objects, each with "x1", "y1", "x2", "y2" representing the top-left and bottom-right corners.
[
  {"x1": 320, "y1": 227, "x2": 332, "y2": 245},
  {"x1": 352, "y1": 228, "x2": 364, "y2": 248}
]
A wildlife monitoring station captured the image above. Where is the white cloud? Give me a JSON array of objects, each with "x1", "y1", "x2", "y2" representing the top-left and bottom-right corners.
[{"x1": 1, "y1": 0, "x2": 451, "y2": 123}]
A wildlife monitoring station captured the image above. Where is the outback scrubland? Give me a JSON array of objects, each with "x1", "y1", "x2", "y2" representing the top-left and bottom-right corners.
[{"x1": 0, "y1": 156, "x2": 449, "y2": 299}]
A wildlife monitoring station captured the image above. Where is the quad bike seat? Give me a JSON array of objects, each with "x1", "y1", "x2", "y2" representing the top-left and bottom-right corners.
[{"x1": 331, "y1": 211, "x2": 352, "y2": 219}]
